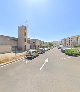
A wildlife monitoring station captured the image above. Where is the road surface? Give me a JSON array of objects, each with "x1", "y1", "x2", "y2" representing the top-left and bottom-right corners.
[{"x1": 0, "y1": 48, "x2": 80, "y2": 92}]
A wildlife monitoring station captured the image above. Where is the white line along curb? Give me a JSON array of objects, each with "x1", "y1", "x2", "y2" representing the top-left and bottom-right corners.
[
  {"x1": 0, "y1": 57, "x2": 25, "y2": 67},
  {"x1": 40, "y1": 58, "x2": 48, "y2": 70}
]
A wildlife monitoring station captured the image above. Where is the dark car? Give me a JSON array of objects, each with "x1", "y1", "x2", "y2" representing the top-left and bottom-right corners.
[
  {"x1": 61, "y1": 47, "x2": 67, "y2": 53},
  {"x1": 38, "y1": 48, "x2": 45, "y2": 54},
  {"x1": 58, "y1": 47, "x2": 61, "y2": 49}
]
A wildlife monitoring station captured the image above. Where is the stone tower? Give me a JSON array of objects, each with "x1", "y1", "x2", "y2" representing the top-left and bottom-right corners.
[{"x1": 18, "y1": 25, "x2": 27, "y2": 51}]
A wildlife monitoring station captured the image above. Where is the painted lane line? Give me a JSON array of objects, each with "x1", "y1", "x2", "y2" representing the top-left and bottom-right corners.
[
  {"x1": 40, "y1": 58, "x2": 48, "y2": 70},
  {"x1": 23, "y1": 60, "x2": 25, "y2": 61},
  {"x1": 26, "y1": 61, "x2": 28, "y2": 64},
  {"x1": 64, "y1": 58, "x2": 66, "y2": 59},
  {"x1": 67, "y1": 57, "x2": 71, "y2": 58}
]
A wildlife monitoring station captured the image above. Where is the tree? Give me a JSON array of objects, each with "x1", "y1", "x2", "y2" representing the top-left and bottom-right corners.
[{"x1": 48, "y1": 42, "x2": 53, "y2": 47}]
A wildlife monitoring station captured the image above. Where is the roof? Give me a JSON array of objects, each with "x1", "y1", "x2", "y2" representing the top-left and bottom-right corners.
[{"x1": 0, "y1": 35, "x2": 18, "y2": 41}]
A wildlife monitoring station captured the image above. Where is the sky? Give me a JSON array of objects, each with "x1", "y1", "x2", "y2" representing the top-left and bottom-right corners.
[{"x1": 0, "y1": 0, "x2": 80, "y2": 42}]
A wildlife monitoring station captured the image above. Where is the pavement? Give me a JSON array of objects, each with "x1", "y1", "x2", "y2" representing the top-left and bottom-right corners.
[{"x1": 0, "y1": 47, "x2": 80, "y2": 92}]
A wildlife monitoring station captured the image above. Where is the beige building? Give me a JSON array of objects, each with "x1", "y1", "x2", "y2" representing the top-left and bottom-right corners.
[
  {"x1": 27, "y1": 38, "x2": 30, "y2": 44},
  {"x1": 43, "y1": 42, "x2": 48, "y2": 47},
  {"x1": 0, "y1": 25, "x2": 28, "y2": 53},
  {"x1": 27, "y1": 38, "x2": 46, "y2": 49},
  {"x1": 0, "y1": 24, "x2": 53, "y2": 53},
  {"x1": 30, "y1": 39, "x2": 41, "y2": 49},
  {"x1": 0, "y1": 35, "x2": 18, "y2": 46},
  {"x1": 0, "y1": 45, "x2": 12, "y2": 53},
  {"x1": 0, "y1": 35, "x2": 18, "y2": 53},
  {"x1": 40, "y1": 41, "x2": 44, "y2": 47},
  {"x1": 61, "y1": 36, "x2": 80, "y2": 47},
  {"x1": 18, "y1": 25, "x2": 27, "y2": 51},
  {"x1": 78, "y1": 36, "x2": 80, "y2": 44}
]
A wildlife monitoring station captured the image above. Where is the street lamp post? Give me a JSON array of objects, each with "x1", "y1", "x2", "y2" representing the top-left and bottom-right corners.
[{"x1": 15, "y1": 47, "x2": 16, "y2": 56}]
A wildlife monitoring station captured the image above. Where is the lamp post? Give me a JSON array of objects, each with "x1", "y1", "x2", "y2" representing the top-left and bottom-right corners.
[{"x1": 14, "y1": 46, "x2": 17, "y2": 56}]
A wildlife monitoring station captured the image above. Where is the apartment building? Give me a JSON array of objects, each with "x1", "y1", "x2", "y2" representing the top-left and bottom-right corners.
[
  {"x1": 61, "y1": 36, "x2": 80, "y2": 47},
  {"x1": 78, "y1": 36, "x2": 80, "y2": 44}
]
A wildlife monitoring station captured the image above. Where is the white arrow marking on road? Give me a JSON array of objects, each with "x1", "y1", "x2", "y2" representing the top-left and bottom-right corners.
[
  {"x1": 67, "y1": 57, "x2": 71, "y2": 58},
  {"x1": 64, "y1": 58, "x2": 66, "y2": 60},
  {"x1": 40, "y1": 58, "x2": 48, "y2": 70}
]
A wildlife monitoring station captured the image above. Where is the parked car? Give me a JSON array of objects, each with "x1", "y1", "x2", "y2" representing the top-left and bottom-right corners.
[
  {"x1": 38, "y1": 48, "x2": 45, "y2": 54},
  {"x1": 27, "y1": 49, "x2": 39, "y2": 59},
  {"x1": 65, "y1": 48, "x2": 80, "y2": 56},
  {"x1": 65, "y1": 48, "x2": 72, "y2": 55},
  {"x1": 58, "y1": 45, "x2": 63, "y2": 49},
  {"x1": 61, "y1": 47, "x2": 67, "y2": 53},
  {"x1": 58, "y1": 47, "x2": 61, "y2": 49},
  {"x1": 48, "y1": 47, "x2": 50, "y2": 50},
  {"x1": 44, "y1": 48, "x2": 48, "y2": 51}
]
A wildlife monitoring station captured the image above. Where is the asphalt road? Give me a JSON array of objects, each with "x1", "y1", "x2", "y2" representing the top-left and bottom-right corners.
[{"x1": 0, "y1": 47, "x2": 80, "y2": 92}]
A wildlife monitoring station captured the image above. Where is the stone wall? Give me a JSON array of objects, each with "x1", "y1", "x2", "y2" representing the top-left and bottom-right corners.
[{"x1": 0, "y1": 45, "x2": 12, "y2": 54}]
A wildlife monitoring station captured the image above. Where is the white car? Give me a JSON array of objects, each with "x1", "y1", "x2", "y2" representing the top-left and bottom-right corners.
[
  {"x1": 38, "y1": 48, "x2": 45, "y2": 54},
  {"x1": 48, "y1": 47, "x2": 50, "y2": 50},
  {"x1": 27, "y1": 49, "x2": 39, "y2": 59},
  {"x1": 44, "y1": 48, "x2": 48, "y2": 51}
]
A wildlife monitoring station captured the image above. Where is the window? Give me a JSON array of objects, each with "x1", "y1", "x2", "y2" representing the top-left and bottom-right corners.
[
  {"x1": 24, "y1": 45, "x2": 26, "y2": 50},
  {"x1": 24, "y1": 38, "x2": 26, "y2": 42},
  {"x1": 24, "y1": 32, "x2": 26, "y2": 36}
]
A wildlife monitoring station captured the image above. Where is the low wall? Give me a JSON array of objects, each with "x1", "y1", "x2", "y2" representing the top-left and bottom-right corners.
[{"x1": 0, "y1": 45, "x2": 12, "y2": 54}]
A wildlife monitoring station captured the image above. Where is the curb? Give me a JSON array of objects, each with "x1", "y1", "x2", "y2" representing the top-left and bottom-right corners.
[{"x1": 0, "y1": 57, "x2": 25, "y2": 67}]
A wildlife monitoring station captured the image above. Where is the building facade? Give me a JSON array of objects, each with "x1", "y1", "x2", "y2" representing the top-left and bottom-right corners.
[
  {"x1": 0, "y1": 35, "x2": 18, "y2": 47},
  {"x1": 0, "y1": 25, "x2": 28, "y2": 53},
  {"x1": 0, "y1": 35, "x2": 18, "y2": 53},
  {"x1": 61, "y1": 36, "x2": 80, "y2": 47},
  {"x1": 30, "y1": 39, "x2": 41, "y2": 49}
]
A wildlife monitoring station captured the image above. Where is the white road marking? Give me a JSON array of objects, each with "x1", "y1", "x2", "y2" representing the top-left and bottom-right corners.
[
  {"x1": 67, "y1": 57, "x2": 71, "y2": 58},
  {"x1": 23, "y1": 60, "x2": 25, "y2": 61},
  {"x1": 40, "y1": 58, "x2": 48, "y2": 70},
  {"x1": 26, "y1": 61, "x2": 28, "y2": 64},
  {"x1": 64, "y1": 58, "x2": 66, "y2": 60}
]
